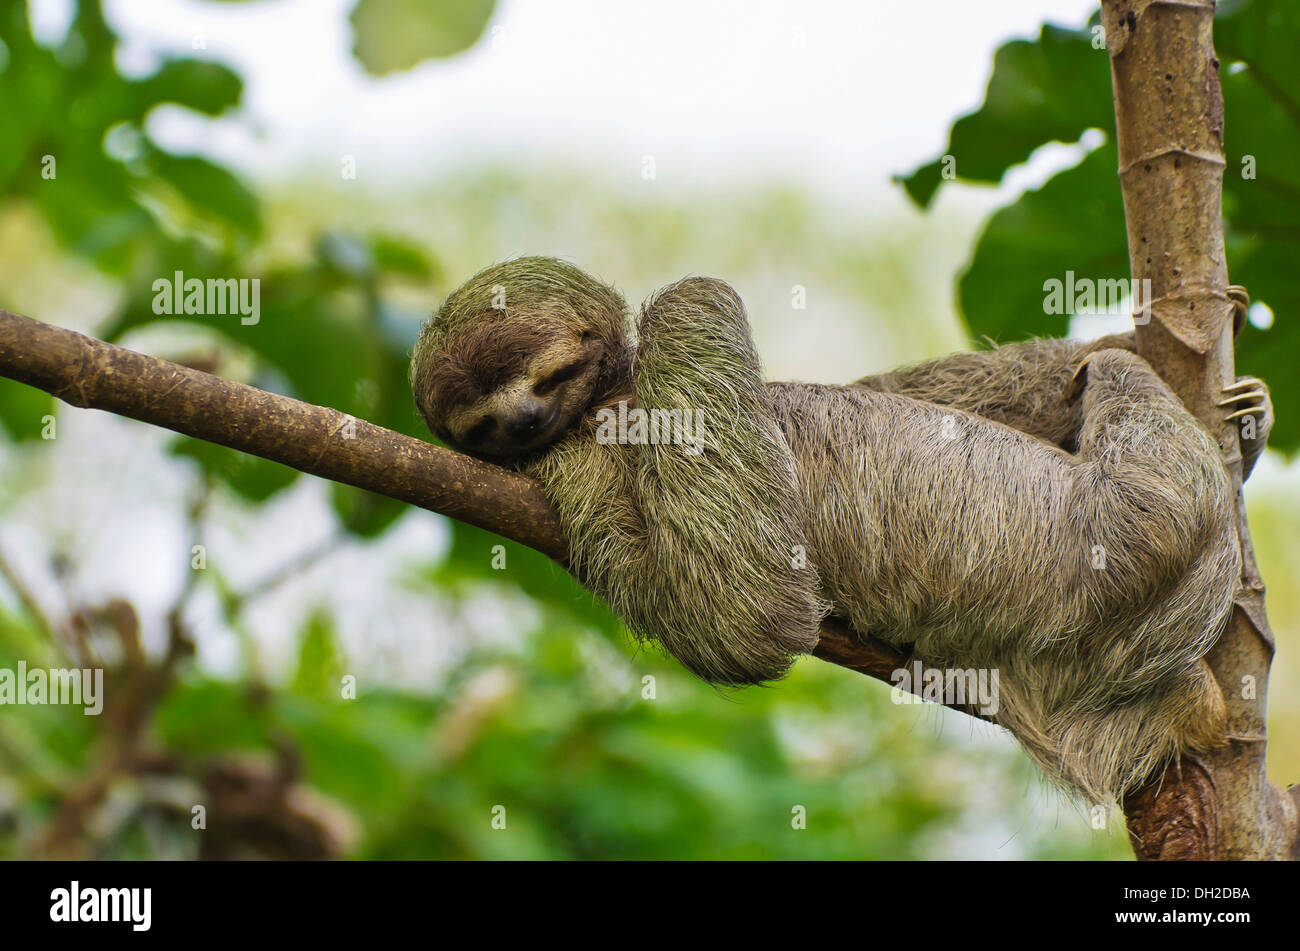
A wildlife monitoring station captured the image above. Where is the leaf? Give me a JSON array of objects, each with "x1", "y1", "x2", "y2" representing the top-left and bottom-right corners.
[
  {"x1": 349, "y1": 0, "x2": 496, "y2": 76},
  {"x1": 0, "y1": 18, "x2": 256, "y2": 269},
  {"x1": 372, "y1": 233, "x2": 435, "y2": 279},
  {"x1": 0, "y1": 379, "x2": 55, "y2": 442},
  {"x1": 154, "y1": 680, "x2": 274, "y2": 751},
  {"x1": 32, "y1": 159, "x2": 157, "y2": 275},
  {"x1": 903, "y1": 0, "x2": 1300, "y2": 452},
  {"x1": 291, "y1": 610, "x2": 345, "y2": 698},
  {"x1": 897, "y1": 22, "x2": 1111, "y2": 207},
  {"x1": 130, "y1": 59, "x2": 243, "y2": 116},
  {"x1": 149, "y1": 151, "x2": 262, "y2": 240},
  {"x1": 956, "y1": 144, "x2": 1128, "y2": 343}
]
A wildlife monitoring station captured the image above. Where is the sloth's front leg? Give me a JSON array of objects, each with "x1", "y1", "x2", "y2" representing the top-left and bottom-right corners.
[{"x1": 615, "y1": 276, "x2": 827, "y2": 685}]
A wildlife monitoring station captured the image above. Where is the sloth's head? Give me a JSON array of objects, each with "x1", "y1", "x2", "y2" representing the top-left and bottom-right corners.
[{"x1": 411, "y1": 257, "x2": 632, "y2": 463}]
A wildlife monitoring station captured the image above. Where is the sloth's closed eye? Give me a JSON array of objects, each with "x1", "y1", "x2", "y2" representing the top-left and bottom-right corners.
[
  {"x1": 534, "y1": 357, "x2": 588, "y2": 396},
  {"x1": 464, "y1": 416, "x2": 495, "y2": 444}
]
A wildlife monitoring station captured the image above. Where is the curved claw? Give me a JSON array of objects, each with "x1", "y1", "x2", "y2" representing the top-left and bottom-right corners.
[
  {"x1": 1225, "y1": 407, "x2": 1265, "y2": 421},
  {"x1": 1067, "y1": 353, "x2": 1094, "y2": 402},
  {"x1": 1228, "y1": 285, "x2": 1250, "y2": 336},
  {"x1": 1218, "y1": 388, "x2": 1266, "y2": 407},
  {"x1": 1221, "y1": 377, "x2": 1261, "y2": 392},
  {"x1": 1220, "y1": 374, "x2": 1272, "y2": 480},
  {"x1": 1219, "y1": 376, "x2": 1269, "y2": 421}
]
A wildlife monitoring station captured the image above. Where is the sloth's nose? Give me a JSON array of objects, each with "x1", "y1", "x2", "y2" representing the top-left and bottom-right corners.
[{"x1": 505, "y1": 399, "x2": 547, "y2": 437}]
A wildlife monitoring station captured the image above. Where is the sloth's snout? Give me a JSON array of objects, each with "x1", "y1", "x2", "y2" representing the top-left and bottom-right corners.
[{"x1": 504, "y1": 397, "x2": 550, "y2": 437}]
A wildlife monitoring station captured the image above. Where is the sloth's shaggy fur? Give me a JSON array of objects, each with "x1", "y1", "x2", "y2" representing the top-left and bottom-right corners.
[{"x1": 412, "y1": 256, "x2": 1261, "y2": 802}]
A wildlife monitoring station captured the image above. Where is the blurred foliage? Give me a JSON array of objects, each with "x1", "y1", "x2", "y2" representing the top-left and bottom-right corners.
[
  {"x1": 0, "y1": 560, "x2": 1124, "y2": 859},
  {"x1": 349, "y1": 0, "x2": 496, "y2": 76},
  {"x1": 900, "y1": 0, "x2": 1299, "y2": 451},
  {"x1": 0, "y1": 0, "x2": 446, "y2": 533}
]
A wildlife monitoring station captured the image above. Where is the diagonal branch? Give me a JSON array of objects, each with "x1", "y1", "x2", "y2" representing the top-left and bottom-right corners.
[
  {"x1": 0, "y1": 308, "x2": 993, "y2": 721},
  {"x1": 0, "y1": 309, "x2": 564, "y2": 557}
]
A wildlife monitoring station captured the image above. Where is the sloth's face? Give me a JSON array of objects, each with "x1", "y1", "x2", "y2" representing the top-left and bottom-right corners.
[{"x1": 431, "y1": 323, "x2": 607, "y2": 462}]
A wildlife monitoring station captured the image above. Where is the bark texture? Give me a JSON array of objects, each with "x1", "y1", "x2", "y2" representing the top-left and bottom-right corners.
[{"x1": 1101, "y1": 0, "x2": 1296, "y2": 859}]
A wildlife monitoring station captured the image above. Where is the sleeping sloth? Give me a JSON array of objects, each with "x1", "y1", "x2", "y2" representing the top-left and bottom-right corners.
[{"x1": 410, "y1": 256, "x2": 1271, "y2": 801}]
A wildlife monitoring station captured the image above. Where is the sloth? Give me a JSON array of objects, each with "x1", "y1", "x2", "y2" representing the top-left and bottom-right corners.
[{"x1": 410, "y1": 257, "x2": 1272, "y2": 801}]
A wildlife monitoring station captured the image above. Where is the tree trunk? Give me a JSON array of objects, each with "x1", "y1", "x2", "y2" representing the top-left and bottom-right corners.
[{"x1": 1101, "y1": 0, "x2": 1296, "y2": 860}]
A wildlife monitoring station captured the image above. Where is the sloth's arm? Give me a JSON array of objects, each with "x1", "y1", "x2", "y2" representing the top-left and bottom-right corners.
[
  {"x1": 852, "y1": 333, "x2": 1136, "y2": 449},
  {"x1": 614, "y1": 277, "x2": 827, "y2": 685},
  {"x1": 854, "y1": 332, "x2": 1271, "y2": 476}
]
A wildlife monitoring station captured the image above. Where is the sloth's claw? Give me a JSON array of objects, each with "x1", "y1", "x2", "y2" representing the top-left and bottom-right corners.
[
  {"x1": 1220, "y1": 377, "x2": 1261, "y2": 393},
  {"x1": 1067, "y1": 353, "x2": 1095, "y2": 402},
  {"x1": 1221, "y1": 375, "x2": 1272, "y2": 479},
  {"x1": 1228, "y1": 285, "x2": 1250, "y2": 336},
  {"x1": 1218, "y1": 389, "x2": 1266, "y2": 407},
  {"x1": 1218, "y1": 378, "x2": 1268, "y2": 419}
]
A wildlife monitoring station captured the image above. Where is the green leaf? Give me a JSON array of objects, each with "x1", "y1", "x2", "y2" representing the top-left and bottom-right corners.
[
  {"x1": 32, "y1": 159, "x2": 157, "y2": 274},
  {"x1": 956, "y1": 144, "x2": 1127, "y2": 343},
  {"x1": 372, "y1": 233, "x2": 435, "y2": 279},
  {"x1": 131, "y1": 59, "x2": 243, "y2": 117},
  {"x1": 907, "y1": 0, "x2": 1300, "y2": 452},
  {"x1": 349, "y1": 0, "x2": 496, "y2": 76},
  {"x1": 291, "y1": 610, "x2": 345, "y2": 698},
  {"x1": 154, "y1": 679, "x2": 274, "y2": 752},
  {"x1": 898, "y1": 22, "x2": 1111, "y2": 207},
  {"x1": 149, "y1": 151, "x2": 262, "y2": 239},
  {"x1": 0, "y1": 379, "x2": 55, "y2": 442}
]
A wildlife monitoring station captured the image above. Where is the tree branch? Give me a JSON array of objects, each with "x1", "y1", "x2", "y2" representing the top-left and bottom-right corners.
[
  {"x1": 0, "y1": 307, "x2": 994, "y2": 718},
  {"x1": 1101, "y1": 0, "x2": 1296, "y2": 859},
  {"x1": 0, "y1": 308, "x2": 565, "y2": 557}
]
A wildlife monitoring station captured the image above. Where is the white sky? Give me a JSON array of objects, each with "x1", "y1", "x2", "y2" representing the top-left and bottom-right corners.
[{"x1": 90, "y1": 0, "x2": 1099, "y2": 200}]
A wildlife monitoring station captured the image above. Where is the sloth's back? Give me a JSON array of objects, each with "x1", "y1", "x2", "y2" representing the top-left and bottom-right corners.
[{"x1": 766, "y1": 381, "x2": 1236, "y2": 683}]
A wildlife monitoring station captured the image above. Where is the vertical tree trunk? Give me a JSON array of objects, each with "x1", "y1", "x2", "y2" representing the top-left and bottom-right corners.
[{"x1": 1101, "y1": 0, "x2": 1296, "y2": 859}]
